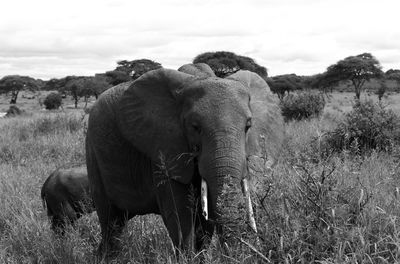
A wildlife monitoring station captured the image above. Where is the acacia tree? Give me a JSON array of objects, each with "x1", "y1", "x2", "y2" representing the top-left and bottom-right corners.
[
  {"x1": 104, "y1": 59, "x2": 162, "y2": 85},
  {"x1": 0, "y1": 75, "x2": 41, "y2": 104},
  {"x1": 57, "y1": 76, "x2": 85, "y2": 108},
  {"x1": 116, "y1": 59, "x2": 162, "y2": 80},
  {"x1": 320, "y1": 53, "x2": 383, "y2": 99},
  {"x1": 104, "y1": 70, "x2": 131, "y2": 85},
  {"x1": 304, "y1": 73, "x2": 341, "y2": 93},
  {"x1": 62, "y1": 76, "x2": 111, "y2": 108},
  {"x1": 77, "y1": 76, "x2": 111, "y2": 107},
  {"x1": 267, "y1": 74, "x2": 304, "y2": 100},
  {"x1": 386, "y1": 69, "x2": 400, "y2": 92},
  {"x1": 193, "y1": 51, "x2": 268, "y2": 78},
  {"x1": 86, "y1": 76, "x2": 111, "y2": 99}
]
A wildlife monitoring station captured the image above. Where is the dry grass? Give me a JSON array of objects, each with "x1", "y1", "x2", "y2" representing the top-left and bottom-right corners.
[
  {"x1": 0, "y1": 91, "x2": 94, "y2": 113},
  {"x1": 324, "y1": 92, "x2": 400, "y2": 115},
  {"x1": 1, "y1": 93, "x2": 400, "y2": 263}
]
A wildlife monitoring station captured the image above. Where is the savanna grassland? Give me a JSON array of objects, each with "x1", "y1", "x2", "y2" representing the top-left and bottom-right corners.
[{"x1": 1, "y1": 91, "x2": 400, "y2": 263}]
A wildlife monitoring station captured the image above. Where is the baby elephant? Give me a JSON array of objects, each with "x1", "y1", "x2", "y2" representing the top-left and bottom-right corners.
[{"x1": 41, "y1": 166, "x2": 94, "y2": 233}]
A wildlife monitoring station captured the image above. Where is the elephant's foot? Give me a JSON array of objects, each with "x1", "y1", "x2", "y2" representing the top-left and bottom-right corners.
[
  {"x1": 51, "y1": 216, "x2": 68, "y2": 235},
  {"x1": 96, "y1": 236, "x2": 123, "y2": 262},
  {"x1": 194, "y1": 218, "x2": 214, "y2": 251},
  {"x1": 97, "y1": 220, "x2": 126, "y2": 260}
]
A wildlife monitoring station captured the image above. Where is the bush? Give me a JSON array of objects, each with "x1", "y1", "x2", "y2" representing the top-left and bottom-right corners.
[
  {"x1": 324, "y1": 100, "x2": 400, "y2": 154},
  {"x1": 280, "y1": 91, "x2": 325, "y2": 121},
  {"x1": 43, "y1": 92, "x2": 62, "y2": 110}
]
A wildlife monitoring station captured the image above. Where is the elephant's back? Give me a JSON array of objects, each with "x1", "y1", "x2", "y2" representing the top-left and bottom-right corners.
[
  {"x1": 41, "y1": 169, "x2": 68, "y2": 208},
  {"x1": 58, "y1": 167, "x2": 90, "y2": 196}
]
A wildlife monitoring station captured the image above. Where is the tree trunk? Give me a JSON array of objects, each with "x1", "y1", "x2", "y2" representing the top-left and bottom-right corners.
[
  {"x1": 353, "y1": 79, "x2": 366, "y2": 100},
  {"x1": 74, "y1": 96, "x2": 78, "y2": 108},
  {"x1": 355, "y1": 89, "x2": 361, "y2": 100},
  {"x1": 84, "y1": 96, "x2": 89, "y2": 108},
  {"x1": 10, "y1": 90, "x2": 19, "y2": 104}
]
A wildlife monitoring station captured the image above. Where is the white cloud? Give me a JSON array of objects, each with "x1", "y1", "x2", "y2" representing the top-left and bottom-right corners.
[{"x1": 0, "y1": 0, "x2": 399, "y2": 79}]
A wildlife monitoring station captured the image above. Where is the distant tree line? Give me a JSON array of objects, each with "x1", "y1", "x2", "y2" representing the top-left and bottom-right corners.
[
  {"x1": 192, "y1": 51, "x2": 400, "y2": 101},
  {"x1": 0, "y1": 59, "x2": 162, "y2": 106},
  {"x1": 0, "y1": 51, "x2": 399, "y2": 106}
]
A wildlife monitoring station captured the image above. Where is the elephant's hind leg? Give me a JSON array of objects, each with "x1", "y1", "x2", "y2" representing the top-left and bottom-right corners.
[
  {"x1": 51, "y1": 215, "x2": 67, "y2": 235},
  {"x1": 49, "y1": 202, "x2": 75, "y2": 235}
]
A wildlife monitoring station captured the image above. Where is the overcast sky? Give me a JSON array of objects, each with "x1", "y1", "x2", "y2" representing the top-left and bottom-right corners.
[{"x1": 1, "y1": 0, "x2": 399, "y2": 80}]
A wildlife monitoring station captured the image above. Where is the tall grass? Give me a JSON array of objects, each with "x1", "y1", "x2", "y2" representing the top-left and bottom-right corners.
[
  {"x1": 1, "y1": 111, "x2": 400, "y2": 263},
  {"x1": 249, "y1": 115, "x2": 400, "y2": 263}
]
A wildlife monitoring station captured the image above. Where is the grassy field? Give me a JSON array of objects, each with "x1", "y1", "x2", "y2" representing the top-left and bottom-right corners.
[
  {"x1": 324, "y1": 91, "x2": 400, "y2": 114},
  {"x1": 1, "y1": 91, "x2": 400, "y2": 263},
  {"x1": 0, "y1": 91, "x2": 95, "y2": 113}
]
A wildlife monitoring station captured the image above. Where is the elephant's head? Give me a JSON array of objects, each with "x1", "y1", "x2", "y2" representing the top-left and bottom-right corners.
[{"x1": 117, "y1": 64, "x2": 283, "y2": 224}]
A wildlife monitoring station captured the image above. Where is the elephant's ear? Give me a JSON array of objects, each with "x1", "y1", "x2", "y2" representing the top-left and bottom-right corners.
[
  {"x1": 227, "y1": 70, "x2": 284, "y2": 177},
  {"x1": 178, "y1": 63, "x2": 216, "y2": 78},
  {"x1": 118, "y1": 69, "x2": 195, "y2": 184}
]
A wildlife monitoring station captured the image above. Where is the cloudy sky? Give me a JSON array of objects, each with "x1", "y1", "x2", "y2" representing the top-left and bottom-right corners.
[{"x1": 1, "y1": 0, "x2": 399, "y2": 80}]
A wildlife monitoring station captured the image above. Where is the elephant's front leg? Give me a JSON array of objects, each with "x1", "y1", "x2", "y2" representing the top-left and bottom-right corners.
[
  {"x1": 91, "y1": 181, "x2": 129, "y2": 259},
  {"x1": 95, "y1": 201, "x2": 128, "y2": 259},
  {"x1": 156, "y1": 179, "x2": 195, "y2": 252}
]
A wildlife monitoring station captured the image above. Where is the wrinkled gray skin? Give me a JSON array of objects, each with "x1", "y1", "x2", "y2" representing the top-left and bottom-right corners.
[
  {"x1": 86, "y1": 63, "x2": 283, "y2": 257},
  {"x1": 41, "y1": 166, "x2": 93, "y2": 233}
]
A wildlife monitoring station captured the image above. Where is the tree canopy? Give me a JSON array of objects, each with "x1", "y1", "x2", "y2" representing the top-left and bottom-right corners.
[
  {"x1": 319, "y1": 53, "x2": 383, "y2": 99},
  {"x1": 193, "y1": 51, "x2": 268, "y2": 78},
  {"x1": 116, "y1": 59, "x2": 162, "y2": 80},
  {"x1": 304, "y1": 73, "x2": 342, "y2": 93},
  {"x1": 57, "y1": 76, "x2": 110, "y2": 108},
  {"x1": 105, "y1": 59, "x2": 162, "y2": 85},
  {"x1": 75, "y1": 76, "x2": 111, "y2": 107},
  {"x1": 0, "y1": 75, "x2": 42, "y2": 104},
  {"x1": 59, "y1": 76, "x2": 86, "y2": 108},
  {"x1": 104, "y1": 70, "x2": 131, "y2": 86},
  {"x1": 385, "y1": 69, "x2": 400, "y2": 92},
  {"x1": 267, "y1": 74, "x2": 304, "y2": 99},
  {"x1": 386, "y1": 69, "x2": 400, "y2": 82}
]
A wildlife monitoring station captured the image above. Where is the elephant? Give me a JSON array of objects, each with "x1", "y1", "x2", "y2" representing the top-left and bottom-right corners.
[
  {"x1": 177, "y1": 63, "x2": 216, "y2": 78},
  {"x1": 86, "y1": 63, "x2": 284, "y2": 257},
  {"x1": 41, "y1": 166, "x2": 93, "y2": 233}
]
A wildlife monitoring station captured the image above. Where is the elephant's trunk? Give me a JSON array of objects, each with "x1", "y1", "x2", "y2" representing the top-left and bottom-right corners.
[
  {"x1": 198, "y1": 130, "x2": 259, "y2": 237},
  {"x1": 198, "y1": 132, "x2": 245, "y2": 223}
]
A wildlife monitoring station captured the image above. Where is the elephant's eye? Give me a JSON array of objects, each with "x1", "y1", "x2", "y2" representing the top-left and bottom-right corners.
[
  {"x1": 245, "y1": 118, "x2": 252, "y2": 133},
  {"x1": 192, "y1": 123, "x2": 201, "y2": 134}
]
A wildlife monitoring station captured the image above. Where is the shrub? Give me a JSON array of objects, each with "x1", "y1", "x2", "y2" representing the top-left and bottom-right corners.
[
  {"x1": 280, "y1": 91, "x2": 325, "y2": 121},
  {"x1": 324, "y1": 100, "x2": 400, "y2": 154},
  {"x1": 43, "y1": 92, "x2": 62, "y2": 110}
]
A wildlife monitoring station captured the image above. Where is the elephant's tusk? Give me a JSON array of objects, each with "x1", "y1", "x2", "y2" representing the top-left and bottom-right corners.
[
  {"x1": 242, "y1": 178, "x2": 257, "y2": 233},
  {"x1": 201, "y1": 178, "x2": 208, "y2": 220}
]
